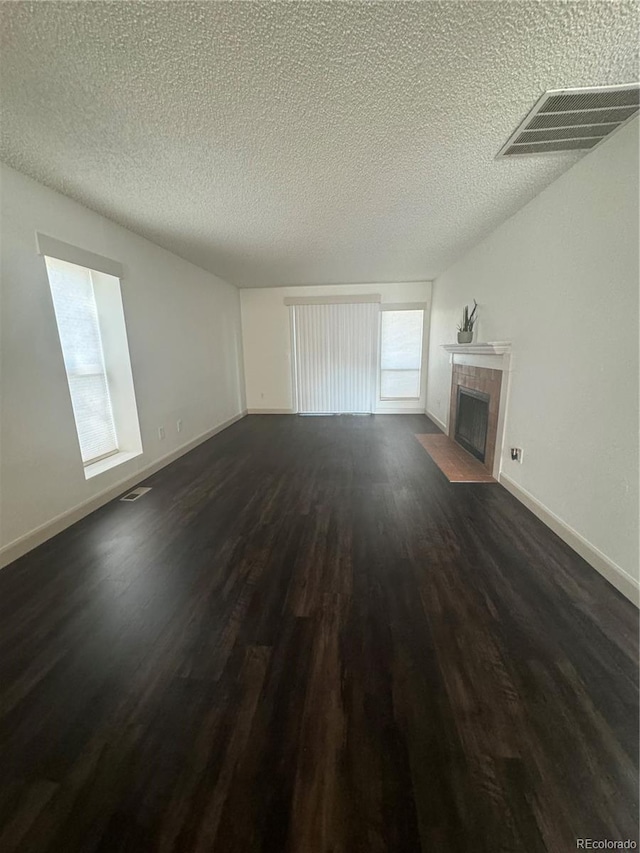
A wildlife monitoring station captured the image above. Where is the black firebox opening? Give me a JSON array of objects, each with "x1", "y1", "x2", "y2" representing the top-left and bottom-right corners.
[{"x1": 455, "y1": 387, "x2": 490, "y2": 463}]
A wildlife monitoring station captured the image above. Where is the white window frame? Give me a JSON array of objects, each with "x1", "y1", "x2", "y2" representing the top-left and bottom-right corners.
[
  {"x1": 38, "y1": 233, "x2": 143, "y2": 479},
  {"x1": 378, "y1": 304, "x2": 426, "y2": 402}
]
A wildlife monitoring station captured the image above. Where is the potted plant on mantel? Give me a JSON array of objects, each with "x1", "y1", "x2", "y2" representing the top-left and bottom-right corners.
[{"x1": 457, "y1": 300, "x2": 478, "y2": 344}]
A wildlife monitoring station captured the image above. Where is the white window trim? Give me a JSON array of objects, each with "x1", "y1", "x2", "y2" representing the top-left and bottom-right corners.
[
  {"x1": 380, "y1": 302, "x2": 427, "y2": 311},
  {"x1": 378, "y1": 306, "x2": 426, "y2": 402},
  {"x1": 41, "y1": 240, "x2": 143, "y2": 480},
  {"x1": 284, "y1": 294, "x2": 381, "y2": 306},
  {"x1": 84, "y1": 450, "x2": 142, "y2": 480},
  {"x1": 36, "y1": 232, "x2": 124, "y2": 279}
]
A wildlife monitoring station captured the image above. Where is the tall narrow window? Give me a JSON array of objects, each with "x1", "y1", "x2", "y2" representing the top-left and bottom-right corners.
[
  {"x1": 45, "y1": 257, "x2": 118, "y2": 464},
  {"x1": 380, "y1": 309, "x2": 424, "y2": 400}
]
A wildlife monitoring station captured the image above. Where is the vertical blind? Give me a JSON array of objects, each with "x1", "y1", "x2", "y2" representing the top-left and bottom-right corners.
[
  {"x1": 293, "y1": 302, "x2": 378, "y2": 413},
  {"x1": 380, "y1": 309, "x2": 424, "y2": 399},
  {"x1": 45, "y1": 257, "x2": 119, "y2": 464}
]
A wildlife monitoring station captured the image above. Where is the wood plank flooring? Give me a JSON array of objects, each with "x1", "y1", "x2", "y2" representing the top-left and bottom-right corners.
[{"x1": 0, "y1": 414, "x2": 637, "y2": 852}]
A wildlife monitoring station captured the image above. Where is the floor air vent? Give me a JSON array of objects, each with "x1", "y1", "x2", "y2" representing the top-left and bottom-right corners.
[
  {"x1": 497, "y1": 83, "x2": 639, "y2": 158},
  {"x1": 120, "y1": 487, "x2": 152, "y2": 502}
]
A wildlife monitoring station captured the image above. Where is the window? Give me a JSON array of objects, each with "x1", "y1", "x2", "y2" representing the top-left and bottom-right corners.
[
  {"x1": 46, "y1": 257, "x2": 118, "y2": 464},
  {"x1": 379, "y1": 309, "x2": 424, "y2": 400},
  {"x1": 40, "y1": 234, "x2": 143, "y2": 479}
]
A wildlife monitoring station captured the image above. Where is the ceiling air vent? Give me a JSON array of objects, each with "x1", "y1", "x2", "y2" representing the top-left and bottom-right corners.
[{"x1": 497, "y1": 83, "x2": 639, "y2": 158}]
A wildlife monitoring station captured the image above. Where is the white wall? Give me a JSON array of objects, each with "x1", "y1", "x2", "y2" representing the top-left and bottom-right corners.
[
  {"x1": 427, "y1": 118, "x2": 639, "y2": 597},
  {"x1": 241, "y1": 282, "x2": 432, "y2": 413},
  {"x1": 0, "y1": 163, "x2": 246, "y2": 561}
]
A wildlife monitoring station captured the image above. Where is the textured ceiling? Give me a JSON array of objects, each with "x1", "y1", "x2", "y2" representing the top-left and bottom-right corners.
[{"x1": 1, "y1": 2, "x2": 638, "y2": 287}]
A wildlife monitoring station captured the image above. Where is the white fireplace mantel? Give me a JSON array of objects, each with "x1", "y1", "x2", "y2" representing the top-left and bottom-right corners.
[{"x1": 442, "y1": 342, "x2": 511, "y2": 355}]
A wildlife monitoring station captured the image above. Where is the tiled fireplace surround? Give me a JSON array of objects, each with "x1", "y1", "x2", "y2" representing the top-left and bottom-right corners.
[
  {"x1": 442, "y1": 343, "x2": 512, "y2": 478},
  {"x1": 449, "y1": 364, "x2": 503, "y2": 475}
]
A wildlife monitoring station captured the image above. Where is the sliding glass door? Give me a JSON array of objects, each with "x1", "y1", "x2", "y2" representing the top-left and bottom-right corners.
[{"x1": 292, "y1": 302, "x2": 378, "y2": 414}]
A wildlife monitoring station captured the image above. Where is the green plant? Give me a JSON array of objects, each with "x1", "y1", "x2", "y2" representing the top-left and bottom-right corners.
[{"x1": 457, "y1": 299, "x2": 478, "y2": 332}]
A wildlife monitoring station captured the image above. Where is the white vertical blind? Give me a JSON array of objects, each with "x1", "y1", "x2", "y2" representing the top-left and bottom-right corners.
[
  {"x1": 293, "y1": 302, "x2": 378, "y2": 413},
  {"x1": 45, "y1": 257, "x2": 119, "y2": 464},
  {"x1": 380, "y1": 309, "x2": 424, "y2": 399}
]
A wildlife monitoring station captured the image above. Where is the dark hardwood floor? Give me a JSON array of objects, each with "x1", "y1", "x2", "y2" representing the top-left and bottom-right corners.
[{"x1": 0, "y1": 414, "x2": 637, "y2": 852}]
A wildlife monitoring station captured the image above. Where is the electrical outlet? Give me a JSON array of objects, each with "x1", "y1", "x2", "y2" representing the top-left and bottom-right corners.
[
  {"x1": 176, "y1": 419, "x2": 183, "y2": 433},
  {"x1": 158, "y1": 426, "x2": 165, "y2": 440},
  {"x1": 510, "y1": 447, "x2": 523, "y2": 463}
]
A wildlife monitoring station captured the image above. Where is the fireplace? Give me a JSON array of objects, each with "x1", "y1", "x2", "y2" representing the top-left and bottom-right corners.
[
  {"x1": 447, "y1": 363, "x2": 503, "y2": 474},
  {"x1": 455, "y1": 387, "x2": 490, "y2": 462},
  {"x1": 442, "y1": 343, "x2": 511, "y2": 477}
]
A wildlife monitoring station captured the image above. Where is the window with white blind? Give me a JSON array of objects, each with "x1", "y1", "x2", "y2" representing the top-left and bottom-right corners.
[
  {"x1": 45, "y1": 257, "x2": 119, "y2": 464},
  {"x1": 379, "y1": 309, "x2": 424, "y2": 400}
]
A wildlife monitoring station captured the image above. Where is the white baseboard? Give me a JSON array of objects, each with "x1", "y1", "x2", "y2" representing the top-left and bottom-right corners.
[
  {"x1": 499, "y1": 473, "x2": 639, "y2": 606},
  {"x1": 247, "y1": 408, "x2": 294, "y2": 415},
  {"x1": 375, "y1": 407, "x2": 426, "y2": 415},
  {"x1": 425, "y1": 409, "x2": 447, "y2": 434},
  {"x1": 0, "y1": 410, "x2": 248, "y2": 570},
  {"x1": 249, "y1": 408, "x2": 430, "y2": 416}
]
